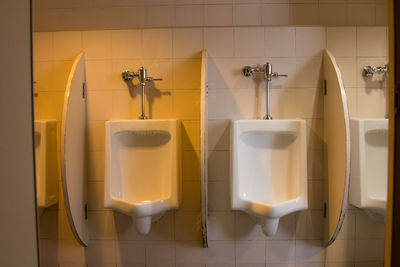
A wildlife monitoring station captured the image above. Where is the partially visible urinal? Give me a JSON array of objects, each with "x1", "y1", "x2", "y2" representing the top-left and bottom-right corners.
[
  {"x1": 230, "y1": 120, "x2": 308, "y2": 236},
  {"x1": 35, "y1": 120, "x2": 58, "y2": 214},
  {"x1": 349, "y1": 118, "x2": 388, "y2": 222},
  {"x1": 105, "y1": 119, "x2": 181, "y2": 235}
]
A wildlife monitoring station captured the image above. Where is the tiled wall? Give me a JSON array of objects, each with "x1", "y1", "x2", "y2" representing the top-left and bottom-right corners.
[
  {"x1": 33, "y1": 0, "x2": 388, "y2": 31},
  {"x1": 34, "y1": 25, "x2": 387, "y2": 267}
]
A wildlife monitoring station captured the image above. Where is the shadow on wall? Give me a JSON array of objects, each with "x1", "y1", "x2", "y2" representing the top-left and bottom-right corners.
[{"x1": 125, "y1": 81, "x2": 171, "y2": 120}]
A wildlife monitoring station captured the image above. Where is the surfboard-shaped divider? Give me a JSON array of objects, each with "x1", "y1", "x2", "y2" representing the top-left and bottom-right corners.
[
  {"x1": 323, "y1": 49, "x2": 351, "y2": 247},
  {"x1": 61, "y1": 52, "x2": 88, "y2": 247},
  {"x1": 200, "y1": 50, "x2": 208, "y2": 248}
]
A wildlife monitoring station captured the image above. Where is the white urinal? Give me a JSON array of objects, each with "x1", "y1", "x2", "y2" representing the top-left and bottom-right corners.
[
  {"x1": 35, "y1": 120, "x2": 58, "y2": 214},
  {"x1": 349, "y1": 118, "x2": 388, "y2": 222},
  {"x1": 231, "y1": 120, "x2": 308, "y2": 236},
  {"x1": 105, "y1": 119, "x2": 181, "y2": 235}
]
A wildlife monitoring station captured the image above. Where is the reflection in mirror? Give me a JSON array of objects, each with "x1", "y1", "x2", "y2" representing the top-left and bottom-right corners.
[
  {"x1": 33, "y1": 42, "x2": 88, "y2": 264},
  {"x1": 35, "y1": 119, "x2": 58, "y2": 215}
]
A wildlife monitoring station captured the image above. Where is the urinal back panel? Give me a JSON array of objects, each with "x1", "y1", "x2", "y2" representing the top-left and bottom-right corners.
[
  {"x1": 112, "y1": 131, "x2": 172, "y2": 203},
  {"x1": 364, "y1": 120, "x2": 388, "y2": 201},
  {"x1": 237, "y1": 131, "x2": 301, "y2": 204},
  {"x1": 106, "y1": 120, "x2": 180, "y2": 208},
  {"x1": 233, "y1": 120, "x2": 305, "y2": 207}
]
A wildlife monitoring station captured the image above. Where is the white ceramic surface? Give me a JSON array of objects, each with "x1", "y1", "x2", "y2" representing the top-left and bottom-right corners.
[
  {"x1": 230, "y1": 120, "x2": 308, "y2": 236},
  {"x1": 35, "y1": 119, "x2": 58, "y2": 212},
  {"x1": 105, "y1": 119, "x2": 181, "y2": 235},
  {"x1": 349, "y1": 118, "x2": 388, "y2": 222}
]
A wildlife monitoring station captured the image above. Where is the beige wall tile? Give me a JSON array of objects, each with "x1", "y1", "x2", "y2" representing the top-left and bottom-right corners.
[
  {"x1": 115, "y1": 240, "x2": 146, "y2": 266},
  {"x1": 173, "y1": 28, "x2": 203, "y2": 59},
  {"x1": 86, "y1": 60, "x2": 113, "y2": 91},
  {"x1": 236, "y1": 240, "x2": 266, "y2": 264},
  {"x1": 182, "y1": 120, "x2": 200, "y2": 151},
  {"x1": 33, "y1": 32, "x2": 53, "y2": 61},
  {"x1": 295, "y1": 27, "x2": 326, "y2": 57},
  {"x1": 174, "y1": 211, "x2": 203, "y2": 240},
  {"x1": 53, "y1": 31, "x2": 82, "y2": 60},
  {"x1": 233, "y1": 4, "x2": 261, "y2": 26},
  {"x1": 87, "y1": 91, "x2": 113, "y2": 120},
  {"x1": 146, "y1": 5, "x2": 175, "y2": 27},
  {"x1": 265, "y1": 27, "x2": 295, "y2": 57},
  {"x1": 142, "y1": 29, "x2": 173, "y2": 59},
  {"x1": 234, "y1": 27, "x2": 265, "y2": 58},
  {"x1": 291, "y1": 4, "x2": 319, "y2": 25},
  {"x1": 82, "y1": 30, "x2": 112, "y2": 60},
  {"x1": 145, "y1": 211, "x2": 175, "y2": 240},
  {"x1": 267, "y1": 240, "x2": 295, "y2": 263},
  {"x1": 182, "y1": 150, "x2": 201, "y2": 180},
  {"x1": 261, "y1": 4, "x2": 291, "y2": 25},
  {"x1": 204, "y1": 28, "x2": 235, "y2": 58},
  {"x1": 145, "y1": 241, "x2": 176, "y2": 266},
  {"x1": 34, "y1": 61, "x2": 54, "y2": 92},
  {"x1": 111, "y1": 30, "x2": 142, "y2": 60},
  {"x1": 356, "y1": 27, "x2": 387, "y2": 57},
  {"x1": 208, "y1": 211, "x2": 235, "y2": 240},
  {"x1": 348, "y1": 4, "x2": 375, "y2": 25},
  {"x1": 319, "y1": 4, "x2": 347, "y2": 26},
  {"x1": 173, "y1": 59, "x2": 202, "y2": 89},
  {"x1": 176, "y1": 5, "x2": 204, "y2": 26},
  {"x1": 205, "y1": 4, "x2": 233, "y2": 26},
  {"x1": 181, "y1": 181, "x2": 201, "y2": 211},
  {"x1": 327, "y1": 27, "x2": 357, "y2": 57}
]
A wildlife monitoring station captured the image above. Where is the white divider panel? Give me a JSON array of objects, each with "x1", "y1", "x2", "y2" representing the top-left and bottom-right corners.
[
  {"x1": 323, "y1": 49, "x2": 351, "y2": 246},
  {"x1": 61, "y1": 52, "x2": 88, "y2": 246},
  {"x1": 200, "y1": 50, "x2": 208, "y2": 248}
]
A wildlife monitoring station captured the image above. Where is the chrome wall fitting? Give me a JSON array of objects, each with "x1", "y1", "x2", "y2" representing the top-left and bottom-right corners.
[
  {"x1": 362, "y1": 65, "x2": 388, "y2": 78},
  {"x1": 121, "y1": 67, "x2": 162, "y2": 120},
  {"x1": 242, "y1": 63, "x2": 287, "y2": 120}
]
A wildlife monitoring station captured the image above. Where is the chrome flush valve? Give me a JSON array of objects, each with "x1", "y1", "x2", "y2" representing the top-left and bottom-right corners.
[
  {"x1": 242, "y1": 62, "x2": 288, "y2": 120},
  {"x1": 121, "y1": 67, "x2": 163, "y2": 120}
]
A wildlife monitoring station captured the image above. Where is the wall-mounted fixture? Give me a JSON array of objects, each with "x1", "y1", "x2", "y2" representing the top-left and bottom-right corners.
[
  {"x1": 242, "y1": 63, "x2": 287, "y2": 120},
  {"x1": 362, "y1": 65, "x2": 388, "y2": 78},
  {"x1": 231, "y1": 120, "x2": 308, "y2": 236},
  {"x1": 35, "y1": 119, "x2": 58, "y2": 215},
  {"x1": 122, "y1": 67, "x2": 162, "y2": 120},
  {"x1": 349, "y1": 118, "x2": 388, "y2": 222},
  {"x1": 230, "y1": 62, "x2": 307, "y2": 237},
  {"x1": 104, "y1": 120, "x2": 181, "y2": 235}
]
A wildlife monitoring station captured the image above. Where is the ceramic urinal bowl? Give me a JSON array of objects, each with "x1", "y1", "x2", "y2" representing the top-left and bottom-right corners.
[
  {"x1": 105, "y1": 120, "x2": 181, "y2": 235},
  {"x1": 35, "y1": 120, "x2": 58, "y2": 213},
  {"x1": 349, "y1": 118, "x2": 388, "y2": 222},
  {"x1": 231, "y1": 120, "x2": 308, "y2": 236}
]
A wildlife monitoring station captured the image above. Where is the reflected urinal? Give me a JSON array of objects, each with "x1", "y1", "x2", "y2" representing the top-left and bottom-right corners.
[
  {"x1": 105, "y1": 120, "x2": 181, "y2": 235},
  {"x1": 230, "y1": 120, "x2": 308, "y2": 236},
  {"x1": 349, "y1": 118, "x2": 388, "y2": 222},
  {"x1": 35, "y1": 120, "x2": 58, "y2": 214}
]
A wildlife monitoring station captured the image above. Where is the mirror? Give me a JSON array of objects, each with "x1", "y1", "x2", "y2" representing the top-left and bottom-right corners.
[{"x1": 34, "y1": 39, "x2": 89, "y2": 265}]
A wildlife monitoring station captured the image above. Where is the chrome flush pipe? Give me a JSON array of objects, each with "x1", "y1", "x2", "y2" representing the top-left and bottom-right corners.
[
  {"x1": 139, "y1": 67, "x2": 147, "y2": 120},
  {"x1": 264, "y1": 63, "x2": 273, "y2": 120},
  {"x1": 121, "y1": 67, "x2": 163, "y2": 120},
  {"x1": 243, "y1": 62, "x2": 287, "y2": 120}
]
